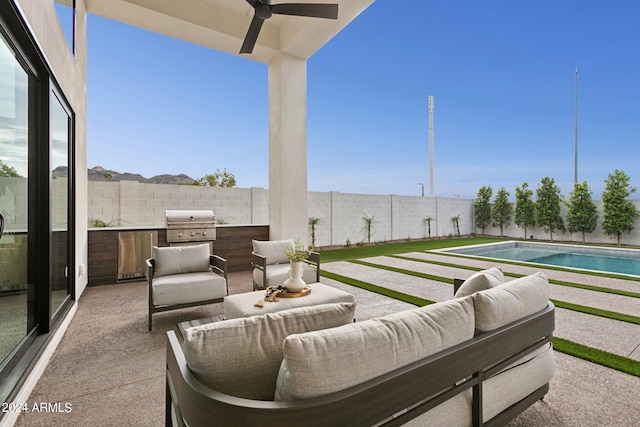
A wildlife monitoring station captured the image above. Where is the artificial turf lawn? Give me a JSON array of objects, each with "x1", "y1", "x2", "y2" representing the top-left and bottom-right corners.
[{"x1": 319, "y1": 239, "x2": 640, "y2": 378}]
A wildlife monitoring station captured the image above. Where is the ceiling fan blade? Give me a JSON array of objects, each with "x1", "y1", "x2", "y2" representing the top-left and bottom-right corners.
[
  {"x1": 245, "y1": 0, "x2": 260, "y2": 7},
  {"x1": 271, "y1": 3, "x2": 338, "y2": 19},
  {"x1": 240, "y1": 14, "x2": 265, "y2": 54}
]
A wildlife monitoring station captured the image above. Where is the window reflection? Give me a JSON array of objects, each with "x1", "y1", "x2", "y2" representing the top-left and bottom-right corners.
[
  {"x1": 50, "y1": 94, "x2": 70, "y2": 317},
  {"x1": 0, "y1": 31, "x2": 30, "y2": 369}
]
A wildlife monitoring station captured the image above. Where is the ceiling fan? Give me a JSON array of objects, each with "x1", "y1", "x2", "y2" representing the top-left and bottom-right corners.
[{"x1": 240, "y1": 0, "x2": 339, "y2": 54}]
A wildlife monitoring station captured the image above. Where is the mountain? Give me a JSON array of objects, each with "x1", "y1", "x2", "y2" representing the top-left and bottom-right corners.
[{"x1": 53, "y1": 166, "x2": 196, "y2": 185}]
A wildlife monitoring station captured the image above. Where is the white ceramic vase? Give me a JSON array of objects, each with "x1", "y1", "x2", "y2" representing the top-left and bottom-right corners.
[{"x1": 283, "y1": 261, "x2": 306, "y2": 292}]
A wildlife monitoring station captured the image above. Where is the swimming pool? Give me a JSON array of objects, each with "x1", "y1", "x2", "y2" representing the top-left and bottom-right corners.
[{"x1": 438, "y1": 241, "x2": 640, "y2": 276}]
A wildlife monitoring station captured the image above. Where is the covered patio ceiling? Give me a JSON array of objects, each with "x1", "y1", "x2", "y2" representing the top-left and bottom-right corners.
[
  {"x1": 75, "y1": 0, "x2": 376, "y2": 242},
  {"x1": 83, "y1": 0, "x2": 374, "y2": 63}
]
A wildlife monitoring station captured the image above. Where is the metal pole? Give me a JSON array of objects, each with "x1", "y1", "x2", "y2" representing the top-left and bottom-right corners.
[
  {"x1": 574, "y1": 67, "x2": 578, "y2": 185},
  {"x1": 428, "y1": 96, "x2": 434, "y2": 197}
]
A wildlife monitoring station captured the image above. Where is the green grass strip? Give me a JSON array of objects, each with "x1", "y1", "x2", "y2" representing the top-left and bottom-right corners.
[
  {"x1": 321, "y1": 267, "x2": 640, "y2": 378},
  {"x1": 550, "y1": 300, "x2": 640, "y2": 325},
  {"x1": 552, "y1": 337, "x2": 640, "y2": 378},
  {"x1": 350, "y1": 259, "x2": 452, "y2": 284},
  {"x1": 353, "y1": 257, "x2": 640, "y2": 326},
  {"x1": 319, "y1": 237, "x2": 503, "y2": 263},
  {"x1": 319, "y1": 270, "x2": 434, "y2": 307},
  {"x1": 392, "y1": 254, "x2": 640, "y2": 299}
]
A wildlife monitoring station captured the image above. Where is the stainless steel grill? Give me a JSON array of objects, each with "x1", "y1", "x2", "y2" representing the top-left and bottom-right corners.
[{"x1": 165, "y1": 210, "x2": 216, "y2": 250}]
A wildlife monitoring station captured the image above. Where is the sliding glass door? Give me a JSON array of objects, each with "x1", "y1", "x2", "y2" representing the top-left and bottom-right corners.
[
  {"x1": 0, "y1": 29, "x2": 33, "y2": 370},
  {"x1": 50, "y1": 92, "x2": 71, "y2": 318}
]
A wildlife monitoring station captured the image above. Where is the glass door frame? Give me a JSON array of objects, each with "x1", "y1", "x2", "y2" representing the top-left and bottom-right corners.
[
  {"x1": 47, "y1": 85, "x2": 74, "y2": 327},
  {"x1": 0, "y1": 0, "x2": 76, "y2": 406}
]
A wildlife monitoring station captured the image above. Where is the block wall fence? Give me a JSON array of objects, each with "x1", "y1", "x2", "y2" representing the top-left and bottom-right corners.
[{"x1": 84, "y1": 180, "x2": 640, "y2": 247}]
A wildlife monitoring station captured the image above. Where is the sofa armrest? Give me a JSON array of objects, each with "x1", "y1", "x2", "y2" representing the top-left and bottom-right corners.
[
  {"x1": 146, "y1": 258, "x2": 155, "y2": 294},
  {"x1": 306, "y1": 252, "x2": 321, "y2": 283},
  {"x1": 251, "y1": 252, "x2": 266, "y2": 269},
  {"x1": 251, "y1": 252, "x2": 267, "y2": 290},
  {"x1": 453, "y1": 277, "x2": 465, "y2": 295},
  {"x1": 146, "y1": 258, "x2": 155, "y2": 278},
  {"x1": 210, "y1": 255, "x2": 228, "y2": 278}
]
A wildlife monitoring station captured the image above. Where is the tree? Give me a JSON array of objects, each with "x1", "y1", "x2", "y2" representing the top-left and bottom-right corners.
[
  {"x1": 451, "y1": 215, "x2": 461, "y2": 236},
  {"x1": 515, "y1": 182, "x2": 536, "y2": 239},
  {"x1": 474, "y1": 186, "x2": 493, "y2": 234},
  {"x1": 602, "y1": 169, "x2": 639, "y2": 245},
  {"x1": 492, "y1": 187, "x2": 512, "y2": 237},
  {"x1": 566, "y1": 181, "x2": 598, "y2": 244},
  {"x1": 0, "y1": 161, "x2": 21, "y2": 178},
  {"x1": 362, "y1": 214, "x2": 375, "y2": 243},
  {"x1": 535, "y1": 177, "x2": 565, "y2": 241},
  {"x1": 308, "y1": 217, "x2": 321, "y2": 249},
  {"x1": 195, "y1": 168, "x2": 237, "y2": 187},
  {"x1": 422, "y1": 216, "x2": 433, "y2": 238}
]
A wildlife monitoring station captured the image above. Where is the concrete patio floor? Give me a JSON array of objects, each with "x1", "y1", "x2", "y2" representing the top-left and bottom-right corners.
[{"x1": 14, "y1": 255, "x2": 640, "y2": 426}]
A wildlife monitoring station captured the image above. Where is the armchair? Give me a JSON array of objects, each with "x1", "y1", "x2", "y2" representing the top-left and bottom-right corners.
[
  {"x1": 146, "y1": 244, "x2": 228, "y2": 331},
  {"x1": 251, "y1": 239, "x2": 320, "y2": 291}
]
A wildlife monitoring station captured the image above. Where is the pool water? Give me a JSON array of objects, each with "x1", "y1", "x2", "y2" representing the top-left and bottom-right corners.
[{"x1": 440, "y1": 242, "x2": 640, "y2": 276}]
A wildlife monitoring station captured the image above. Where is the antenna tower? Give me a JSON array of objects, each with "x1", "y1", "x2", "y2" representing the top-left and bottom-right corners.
[{"x1": 428, "y1": 96, "x2": 435, "y2": 197}]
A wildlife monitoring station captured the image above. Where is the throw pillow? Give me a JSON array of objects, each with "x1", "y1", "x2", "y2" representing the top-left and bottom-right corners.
[
  {"x1": 183, "y1": 302, "x2": 356, "y2": 401},
  {"x1": 252, "y1": 239, "x2": 294, "y2": 265},
  {"x1": 473, "y1": 272, "x2": 550, "y2": 333},
  {"x1": 153, "y1": 244, "x2": 210, "y2": 277},
  {"x1": 275, "y1": 297, "x2": 474, "y2": 400},
  {"x1": 454, "y1": 267, "x2": 505, "y2": 298}
]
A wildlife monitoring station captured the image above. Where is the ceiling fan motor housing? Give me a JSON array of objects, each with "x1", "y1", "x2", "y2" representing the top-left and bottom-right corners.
[{"x1": 255, "y1": 1, "x2": 273, "y2": 20}]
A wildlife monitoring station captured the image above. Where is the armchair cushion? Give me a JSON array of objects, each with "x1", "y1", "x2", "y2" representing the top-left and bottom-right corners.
[
  {"x1": 183, "y1": 302, "x2": 356, "y2": 401},
  {"x1": 152, "y1": 271, "x2": 227, "y2": 306},
  {"x1": 252, "y1": 239, "x2": 294, "y2": 265},
  {"x1": 454, "y1": 267, "x2": 505, "y2": 298},
  {"x1": 152, "y1": 244, "x2": 211, "y2": 277}
]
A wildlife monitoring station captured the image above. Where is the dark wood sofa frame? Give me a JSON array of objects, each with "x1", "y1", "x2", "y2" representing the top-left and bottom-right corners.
[
  {"x1": 147, "y1": 255, "x2": 228, "y2": 331},
  {"x1": 165, "y1": 301, "x2": 555, "y2": 427},
  {"x1": 250, "y1": 251, "x2": 320, "y2": 291}
]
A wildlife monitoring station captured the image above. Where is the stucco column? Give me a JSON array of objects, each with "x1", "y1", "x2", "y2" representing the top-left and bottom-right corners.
[{"x1": 268, "y1": 53, "x2": 308, "y2": 243}]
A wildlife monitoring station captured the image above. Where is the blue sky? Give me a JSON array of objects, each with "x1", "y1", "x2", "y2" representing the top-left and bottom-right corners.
[{"x1": 79, "y1": 1, "x2": 640, "y2": 199}]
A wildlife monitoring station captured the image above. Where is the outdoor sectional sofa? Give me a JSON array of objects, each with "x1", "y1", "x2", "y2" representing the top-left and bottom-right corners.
[{"x1": 166, "y1": 270, "x2": 555, "y2": 427}]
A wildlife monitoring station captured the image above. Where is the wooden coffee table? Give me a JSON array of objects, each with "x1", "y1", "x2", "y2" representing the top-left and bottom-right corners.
[{"x1": 223, "y1": 282, "x2": 355, "y2": 319}]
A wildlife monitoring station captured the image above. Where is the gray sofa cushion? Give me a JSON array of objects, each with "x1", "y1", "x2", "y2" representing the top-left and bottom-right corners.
[
  {"x1": 275, "y1": 297, "x2": 475, "y2": 401},
  {"x1": 473, "y1": 272, "x2": 550, "y2": 333},
  {"x1": 455, "y1": 267, "x2": 505, "y2": 298},
  {"x1": 153, "y1": 244, "x2": 211, "y2": 277},
  {"x1": 252, "y1": 239, "x2": 294, "y2": 265},
  {"x1": 404, "y1": 391, "x2": 472, "y2": 427},
  {"x1": 152, "y1": 271, "x2": 226, "y2": 306},
  {"x1": 183, "y1": 302, "x2": 356, "y2": 401}
]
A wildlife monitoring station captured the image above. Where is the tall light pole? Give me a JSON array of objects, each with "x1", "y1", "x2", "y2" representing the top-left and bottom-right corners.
[
  {"x1": 428, "y1": 96, "x2": 435, "y2": 197},
  {"x1": 574, "y1": 67, "x2": 578, "y2": 185}
]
